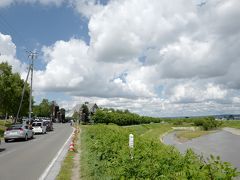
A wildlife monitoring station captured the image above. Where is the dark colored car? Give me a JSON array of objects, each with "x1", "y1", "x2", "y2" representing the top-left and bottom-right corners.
[{"x1": 43, "y1": 120, "x2": 53, "y2": 131}]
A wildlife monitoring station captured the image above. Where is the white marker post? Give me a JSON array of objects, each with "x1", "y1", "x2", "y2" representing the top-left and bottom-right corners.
[{"x1": 129, "y1": 134, "x2": 134, "y2": 159}]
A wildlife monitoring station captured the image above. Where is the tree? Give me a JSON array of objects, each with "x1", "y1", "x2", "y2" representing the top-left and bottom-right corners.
[
  {"x1": 81, "y1": 104, "x2": 89, "y2": 123},
  {"x1": 72, "y1": 111, "x2": 79, "y2": 121},
  {"x1": 33, "y1": 99, "x2": 51, "y2": 117},
  {"x1": 0, "y1": 62, "x2": 30, "y2": 118}
]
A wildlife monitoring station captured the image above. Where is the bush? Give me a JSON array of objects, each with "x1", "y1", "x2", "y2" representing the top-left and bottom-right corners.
[
  {"x1": 92, "y1": 109, "x2": 163, "y2": 126},
  {"x1": 81, "y1": 125, "x2": 239, "y2": 179},
  {"x1": 173, "y1": 120, "x2": 183, "y2": 125},
  {"x1": 194, "y1": 117, "x2": 222, "y2": 130}
]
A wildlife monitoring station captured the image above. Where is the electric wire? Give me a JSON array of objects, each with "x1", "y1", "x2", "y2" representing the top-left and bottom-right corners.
[{"x1": 16, "y1": 62, "x2": 31, "y2": 121}]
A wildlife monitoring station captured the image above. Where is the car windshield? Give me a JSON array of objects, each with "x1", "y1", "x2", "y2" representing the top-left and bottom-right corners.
[{"x1": 32, "y1": 123, "x2": 42, "y2": 127}]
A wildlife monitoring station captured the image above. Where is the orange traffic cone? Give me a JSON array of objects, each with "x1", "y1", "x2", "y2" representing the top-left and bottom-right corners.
[{"x1": 69, "y1": 141, "x2": 75, "y2": 151}]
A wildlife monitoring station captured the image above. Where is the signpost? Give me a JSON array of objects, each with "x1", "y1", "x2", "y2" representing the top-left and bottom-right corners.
[{"x1": 129, "y1": 134, "x2": 134, "y2": 159}]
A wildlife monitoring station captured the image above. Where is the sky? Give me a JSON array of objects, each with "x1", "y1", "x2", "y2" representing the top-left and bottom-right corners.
[{"x1": 0, "y1": 0, "x2": 240, "y2": 117}]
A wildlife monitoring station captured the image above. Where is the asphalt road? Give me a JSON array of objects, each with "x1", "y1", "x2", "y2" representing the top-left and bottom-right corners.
[
  {"x1": 0, "y1": 123, "x2": 73, "y2": 180},
  {"x1": 163, "y1": 130, "x2": 240, "y2": 170}
]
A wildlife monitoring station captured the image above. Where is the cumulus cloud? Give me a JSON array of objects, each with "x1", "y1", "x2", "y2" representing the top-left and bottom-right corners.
[
  {"x1": 88, "y1": 0, "x2": 197, "y2": 62},
  {"x1": 0, "y1": 32, "x2": 26, "y2": 73},
  {"x1": 70, "y1": 0, "x2": 105, "y2": 18},
  {"x1": 34, "y1": 38, "x2": 155, "y2": 99},
  {"x1": 2, "y1": 0, "x2": 240, "y2": 116}
]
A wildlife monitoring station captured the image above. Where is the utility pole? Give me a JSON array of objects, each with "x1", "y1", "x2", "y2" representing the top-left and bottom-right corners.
[
  {"x1": 27, "y1": 51, "x2": 37, "y2": 125},
  {"x1": 16, "y1": 63, "x2": 31, "y2": 124}
]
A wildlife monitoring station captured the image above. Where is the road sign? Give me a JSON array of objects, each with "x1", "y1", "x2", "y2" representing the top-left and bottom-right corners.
[{"x1": 129, "y1": 134, "x2": 134, "y2": 148}]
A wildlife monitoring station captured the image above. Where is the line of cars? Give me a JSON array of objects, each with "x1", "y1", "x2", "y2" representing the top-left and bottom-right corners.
[{"x1": 3, "y1": 118, "x2": 53, "y2": 143}]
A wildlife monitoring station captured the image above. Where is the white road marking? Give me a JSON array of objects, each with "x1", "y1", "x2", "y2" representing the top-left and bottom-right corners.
[{"x1": 38, "y1": 127, "x2": 74, "y2": 180}]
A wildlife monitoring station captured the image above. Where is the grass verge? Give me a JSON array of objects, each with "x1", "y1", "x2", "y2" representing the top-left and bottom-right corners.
[
  {"x1": 56, "y1": 151, "x2": 75, "y2": 180},
  {"x1": 57, "y1": 127, "x2": 79, "y2": 180},
  {"x1": 222, "y1": 120, "x2": 240, "y2": 129},
  {"x1": 175, "y1": 130, "x2": 214, "y2": 142},
  {"x1": 124, "y1": 123, "x2": 172, "y2": 141},
  {"x1": 80, "y1": 124, "x2": 239, "y2": 179}
]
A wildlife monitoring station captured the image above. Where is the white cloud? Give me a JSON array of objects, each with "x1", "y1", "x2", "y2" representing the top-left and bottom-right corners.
[
  {"x1": 70, "y1": 0, "x2": 104, "y2": 18},
  {"x1": 2, "y1": 0, "x2": 240, "y2": 116},
  {"x1": 34, "y1": 38, "x2": 155, "y2": 99},
  {"x1": 0, "y1": 32, "x2": 26, "y2": 73},
  {"x1": 168, "y1": 82, "x2": 227, "y2": 104},
  {"x1": 88, "y1": 0, "x2": 197, "y2": 62}
]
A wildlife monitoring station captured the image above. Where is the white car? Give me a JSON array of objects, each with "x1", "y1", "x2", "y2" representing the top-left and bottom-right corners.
[
  {"x1": 4, "y1": 124, "x2": 34, "y2": 142},
  {"x1": 32, "y1": 122, "x2": 47, "y2": 134}
]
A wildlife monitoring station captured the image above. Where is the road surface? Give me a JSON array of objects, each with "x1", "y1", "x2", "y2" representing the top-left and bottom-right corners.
[
  {"x1": 0, "y1": 123, "x2": 72, "y2": 180},
  {"x1": 163, "y1": 129, "x2": 240, "y2": 170}
]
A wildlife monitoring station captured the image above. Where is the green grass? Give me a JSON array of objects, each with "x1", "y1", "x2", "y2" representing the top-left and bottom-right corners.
[
  {"x1": 175, "y1": 130, "x2": 214, "y2": 141},
  {"x1": 80, "y1": 124, "x2": 239, "y2": 179},
  {"x1": 80, "y1": 126, "x2": 93, "y2": 180},
  {"x1": 56, "y1": 151, "x2": 75, "y2": 180},
  {"x1": 57, "y1": 127, "x2": 80, "y2": 180},
  {"x1": 222, "y1": 120, "x2": 240, "y2": 129},
  {"x1": 124, "y1": 123, "x2": 172, "y2": 140}
]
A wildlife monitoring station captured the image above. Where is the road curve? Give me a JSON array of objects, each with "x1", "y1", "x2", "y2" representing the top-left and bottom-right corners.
[
  {"x1": 0, "y1": 123, "x2": 72, "y2": 180},
  {"x1": 162, "y1": 129, "x2": 240, "y2": 170}
]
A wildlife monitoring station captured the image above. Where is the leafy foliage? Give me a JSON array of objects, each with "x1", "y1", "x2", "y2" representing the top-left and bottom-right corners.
[
  {"x1": 81, "y1": 125, "x2": 239, "y2": 179},
  {"x1": 33, "y1": 98, "x2": 51, "y2": 117},
  {"x1": 72, "y1": 111, "x2": 79, "y2": 121},
  {"x1": 0, "y1": 62, "x2": 30, "y2": 117},
  {"x1": 194, "y1": 116, "x2": 222, "y2": 130},
  {"x1": 81, "y1": 104, "x2": 89, "y2": 123},
  {"x1": 92, "y1": 109, "x2": 163, "y2": 126},
  {"x1": 93, "y1": 109, "x2": 223, "y2": 131}
]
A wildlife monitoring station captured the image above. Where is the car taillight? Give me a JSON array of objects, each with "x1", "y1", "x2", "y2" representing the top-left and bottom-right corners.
[{"x1": 19, "y1": 128, "x2": 24, "y2": 131}]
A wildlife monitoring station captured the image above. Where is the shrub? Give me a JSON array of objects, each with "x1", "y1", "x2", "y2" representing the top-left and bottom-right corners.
[
  {"x1": 194, "y1": 117, "x2": 222, "y2": 130},
  {"x1": 81, "y1": 125, "x2": 239, "y2": 179},
  {"x1": 92, "y1": 109, "x2": 163, "y2": 126}
]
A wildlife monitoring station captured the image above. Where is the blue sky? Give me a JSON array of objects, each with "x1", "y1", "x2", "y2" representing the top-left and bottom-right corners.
[
  {"x1": 0, "y1": 3, "x2": 89, "y2": 69},
  {"x1": 0, "y1": 0, "x2": 240, "y2": 117}
]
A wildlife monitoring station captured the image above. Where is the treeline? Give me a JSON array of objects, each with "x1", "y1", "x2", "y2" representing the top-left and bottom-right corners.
[
  {"x1": 193, "y1": 116, "x2": 222, "y2": 130},
  {"x1": 92, "y1": 109, "x2": 164, "y2": 126},
  {"x1": 92, "y1": 108, "x2": 222, "y2": 130},
  {"x1": 33, "y1": 99, "x2": 52, "y2": 117}
]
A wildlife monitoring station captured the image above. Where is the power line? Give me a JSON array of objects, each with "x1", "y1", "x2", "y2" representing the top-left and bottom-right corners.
[
  {"x1": 16, "y1": 51, "x2": 38, "y2": 124},
  {"x1": 16, "y1": 63, "x2": 31, "y2": 122},
  {"x1": 27, "y1": 51, "x2": 37, "y2": 124}
]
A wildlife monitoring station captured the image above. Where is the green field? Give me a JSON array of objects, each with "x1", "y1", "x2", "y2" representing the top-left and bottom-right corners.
[
  {"x1": 80, "y1": 124, "x2": 239, "y2": 179},
  {"x1": 222, "y1": 120, "x2": 240, "y2": 129}
]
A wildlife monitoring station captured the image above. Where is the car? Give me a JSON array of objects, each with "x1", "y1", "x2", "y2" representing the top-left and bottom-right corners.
[
  {"x1": 4, "y1": 124, "x2": 34, "y2": 142},
  {"x1": 42, "y1": 120, "x2": 53, "y2": 131},
  {"x1": 32, "y1": 121, "x2": 47, "y2": 134}
]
